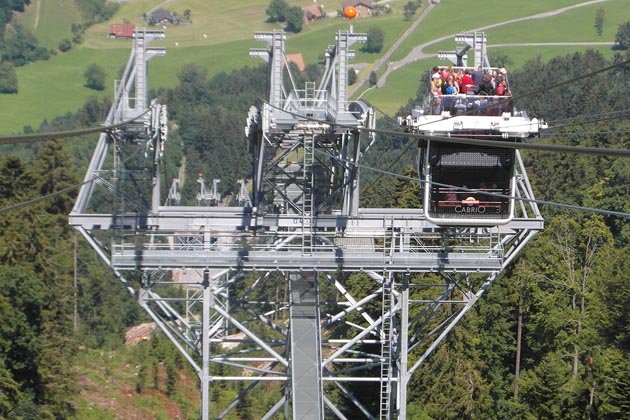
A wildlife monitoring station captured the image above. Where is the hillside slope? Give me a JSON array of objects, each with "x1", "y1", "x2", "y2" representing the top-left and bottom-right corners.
[
  {"x1": 70, "y1": 346, "x2": 200, "y2": 420},
  {"x1": 13, "y1": 0, "x2": 82, "y2": 49}
]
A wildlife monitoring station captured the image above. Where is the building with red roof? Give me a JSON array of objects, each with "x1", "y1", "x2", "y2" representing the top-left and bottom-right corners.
[
  {"x1": 302, "y1": 4, "x2": 325, "y2": 24},
  {"x1": 108, "y1": 23, "x2": 135, "y2": 39}
]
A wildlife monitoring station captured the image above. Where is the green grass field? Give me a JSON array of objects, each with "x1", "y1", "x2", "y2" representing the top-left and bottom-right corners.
[
  {"x1": 13, "y1": 0, "x2": 82, "y2": 49},
  {"x1": 388, "y1": 0, "x2": 593, "y2": 62},
  {"x1": 484, "y1": 0, "x2": 629, "y2": 44},
  {"x1": 0, "y1": 0, "x2": 626, "y2": 134},
  {"x1": 83, "y1": 0, "x2": 352, "y2": 49},
  {"x1": 0, "y1": 47, "x2": 130, "y2": 133},
  {"x1": 360, "y1": 58, "x2": 432, "y2": 116}
]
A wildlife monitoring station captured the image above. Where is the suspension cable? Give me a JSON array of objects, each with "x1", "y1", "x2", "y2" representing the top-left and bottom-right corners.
[{"x1": 0, "y1": 109, "x2": 152, "y2": 145}]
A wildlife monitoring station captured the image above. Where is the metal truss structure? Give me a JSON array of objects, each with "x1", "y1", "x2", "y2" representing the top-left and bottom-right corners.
[
  {"x1": 438, "y1": 32, "x2": 489, "y2": 69},
  {"x1": 70, "y1": 29, "x2": 544, "y2": 419}
]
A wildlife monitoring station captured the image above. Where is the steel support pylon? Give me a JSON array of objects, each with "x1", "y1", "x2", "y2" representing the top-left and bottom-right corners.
[{"x1": 70, "y1": 30, "x2": 544, "y2": 419}]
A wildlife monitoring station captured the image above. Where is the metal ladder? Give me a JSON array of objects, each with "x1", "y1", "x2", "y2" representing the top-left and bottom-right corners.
[
  {"x1": 380, "y1": 273, "x2": 394, "y2": 419},
  {"x1": 302, "y1": 133, "x2": 315, "y2": 254}
]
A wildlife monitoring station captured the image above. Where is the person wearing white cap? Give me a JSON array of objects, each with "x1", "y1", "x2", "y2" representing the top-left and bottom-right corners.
[{"x1": 431, "y1": 71, "x2": 442, "y2": 90}]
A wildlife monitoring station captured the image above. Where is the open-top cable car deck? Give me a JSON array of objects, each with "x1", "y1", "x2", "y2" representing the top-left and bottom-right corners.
[{"x1": 400, "y1": 64, "x2": 546, "y2": 226}]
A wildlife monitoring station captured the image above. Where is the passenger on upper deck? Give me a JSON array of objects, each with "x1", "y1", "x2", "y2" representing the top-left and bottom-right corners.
[
  {"x1": 461, "y1": 69, "x2": 474, "y2": 94},
  {"x1": 441, "y1": 65, "x2": 453, "y2": 82},
  {"x1": 490, "y1": 70, "x2": 498, "y2": 89},
  {"x1": 431, "y1": 72, "x2": 442, "y2": 90},
  {"x1": 445, "y1": 78, "x2": 458, "y2": 95},
  {"x1": 471, "y1": 66, "x2": 484, "y2": 88},
  {"x1": 495, "y1": 79, "x2": 507, "y2": 96},
  {"x1": 431, "y1": 83, "x2": 443, "y2": 114},
  {"x1": 454, "y1": 69, "x2": 463, "y2": 89},
  {"x1": 500, "y1": 89, "x2": 512, "y2": 112},
  {"x1": 478, "y1": 74, "x2": 495, "y2": 95}
]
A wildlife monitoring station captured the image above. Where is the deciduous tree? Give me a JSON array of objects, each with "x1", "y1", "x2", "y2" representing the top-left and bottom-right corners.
[
  {"x1": 369, "y1": 70, "x2": 377, "y2": 86},
  {"x1": 84, "y1": 63, "x2": 106, "y2": 91},
  {"x1": 348, "y1": 67, "x2": 357, "y2": 85},
  {"x1": 404, "y1": 1, "x2": 420, "y2": 20},
  {"x1": 1, "y1": 23, "x2": 50, "y2": 66},
  {"x1": 265, "y1": 0, "x2": 289, "y2": 23},
  {"x1": 285, "y1": 5, "x2": 303, "y2": 33},
  {"x1": 0, "y1": 62, "x2": 18, "y2": 94},
  {"x1": 363, "y1": 27, "x2": 385, "y2": 53}
]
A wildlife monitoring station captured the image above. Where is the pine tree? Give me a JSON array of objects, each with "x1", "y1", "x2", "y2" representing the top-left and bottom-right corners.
[
  {"x1": 32, "y1": 140, "x2": 77, "y2": 214},
  {"x1": 0, "y1": 155, "x2": 36, "y2": 204},
  {"x1": 594, "y1": 8, "x2": 605, "y2": 36},
  {"x1": 0, "y1": 144, "x2": 80, "y2": 417},
  {"x1": 393, "y1": 164, "x2": 421, "y2": 208}
]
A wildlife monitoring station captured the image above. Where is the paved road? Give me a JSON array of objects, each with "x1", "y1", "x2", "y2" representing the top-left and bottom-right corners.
[
  {"x1": 352, "y1": 0, "x2": 614, "y2": 97},
  {"x1": 348, "y1": 1, "x2": 439, "y2": 97}
]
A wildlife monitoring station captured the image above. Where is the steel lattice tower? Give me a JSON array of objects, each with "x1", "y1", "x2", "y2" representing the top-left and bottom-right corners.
[{"x1": 71, "y1": 29, "x2": 545, "y2": 419}]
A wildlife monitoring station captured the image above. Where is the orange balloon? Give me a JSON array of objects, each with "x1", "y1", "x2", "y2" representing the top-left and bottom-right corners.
[{"x1": 344, "y1": 6, "x2": 357, "y2": 19}]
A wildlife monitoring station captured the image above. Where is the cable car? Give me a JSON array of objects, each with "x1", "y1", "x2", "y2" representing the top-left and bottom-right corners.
[{"x1": 399, "y1": 66, "x2": 545, "y2": 226}]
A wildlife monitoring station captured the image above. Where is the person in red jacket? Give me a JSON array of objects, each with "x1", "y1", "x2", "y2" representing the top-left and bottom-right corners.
[
  {"x1": 495, "y1": 79, "x2": 507, "y2": 96},
  {"x1": 461, "y1": 69, "x2": 474, "y2": 94}
]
